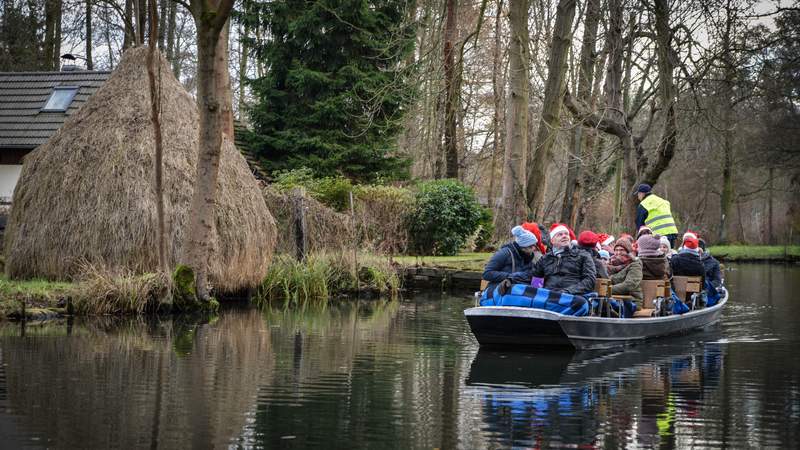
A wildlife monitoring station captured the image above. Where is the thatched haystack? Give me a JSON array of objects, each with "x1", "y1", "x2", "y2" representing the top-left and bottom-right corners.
[{"x1": 4, "y1": 47, "x2": 276, "y2": 291}]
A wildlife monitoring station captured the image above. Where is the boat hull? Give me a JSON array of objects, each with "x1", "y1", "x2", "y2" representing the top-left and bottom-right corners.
[{"x1": 465, "y1": 291, "x2": 727, "y2": 350}]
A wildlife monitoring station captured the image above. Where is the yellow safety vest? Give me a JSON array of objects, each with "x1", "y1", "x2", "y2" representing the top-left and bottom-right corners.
[{"x1": 640, "y1": 194, "x2": 679, "y2": 235}]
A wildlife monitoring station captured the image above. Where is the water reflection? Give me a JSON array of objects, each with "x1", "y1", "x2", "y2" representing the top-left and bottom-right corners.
[
  {"x1": 0, "y1": 264, "x2": 797, "y2": 448},
  {"x1": 0, "y1": 310, "x2": 273, "y2": 449},
  {"x1": 465, "y1": 334, "x2": 726, "y2": 448}
]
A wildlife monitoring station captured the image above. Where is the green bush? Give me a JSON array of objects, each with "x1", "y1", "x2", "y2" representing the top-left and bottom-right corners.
[
  {"x1": 272, "y1": 167, "x2": 354, "y2": 211},
  {"x1": 407, "y1": 179, "x2": 483, "y2": 256},
  {"x1": 474, "y1": 206, "x2": 495, "y2": 251}
]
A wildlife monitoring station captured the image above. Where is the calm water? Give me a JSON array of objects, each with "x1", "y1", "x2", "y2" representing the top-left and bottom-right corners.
[{"x1": 0, "y1": 263, "x2": 798, "y2": 449}]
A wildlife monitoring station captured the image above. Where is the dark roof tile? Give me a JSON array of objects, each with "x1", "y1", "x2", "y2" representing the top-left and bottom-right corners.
[{"x1": 0, "y1": 70, "x2": 111, "y2": 149}]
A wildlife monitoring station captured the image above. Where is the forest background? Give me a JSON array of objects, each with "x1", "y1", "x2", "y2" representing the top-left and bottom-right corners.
[{"x1": 2, "y1": 0, "x2": 798, "y2": 249}]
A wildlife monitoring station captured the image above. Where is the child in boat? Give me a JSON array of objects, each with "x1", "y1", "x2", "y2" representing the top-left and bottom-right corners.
[{"x1": 481, "y1": 226, "x2": 539, "y2": 296}]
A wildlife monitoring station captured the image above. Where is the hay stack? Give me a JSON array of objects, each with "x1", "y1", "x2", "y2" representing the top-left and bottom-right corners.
[{"x1": 4, "y1": 47, "x2": 276, "y2": 291}]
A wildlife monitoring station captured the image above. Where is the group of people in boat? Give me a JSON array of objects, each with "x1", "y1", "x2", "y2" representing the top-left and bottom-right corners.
[{"x1": 480, "y1": 184, "x2": 724, "y2": 317}]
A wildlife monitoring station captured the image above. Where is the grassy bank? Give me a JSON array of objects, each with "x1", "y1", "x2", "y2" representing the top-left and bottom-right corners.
[
  {"x1": 393, "y1": 253, "x2": 491, "y2": 272},
  {"x1": 708, "y1": 245, "x2": 800, "y2": 262},
  {"x1": 0, "y1": 275, "x2": 74, "y2": 320}
]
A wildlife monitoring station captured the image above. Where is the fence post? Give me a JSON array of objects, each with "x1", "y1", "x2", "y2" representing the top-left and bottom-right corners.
[
  {"x1": 350, "y1": 190, "x2": 358, "y2": 291},
  {"x1": 293, "y1": 187, "x2": 307, "y2": 261}
]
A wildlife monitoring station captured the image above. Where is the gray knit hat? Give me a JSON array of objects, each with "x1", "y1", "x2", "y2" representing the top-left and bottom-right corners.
[
  {"x1": 511, "y1": 225, "x2": 538, "y2": 248},
  {"x1": 637, "y1": 234, "x2": 663, "y2": 257}
]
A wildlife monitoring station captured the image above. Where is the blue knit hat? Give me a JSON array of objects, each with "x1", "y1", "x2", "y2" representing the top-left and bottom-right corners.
[
  {"x1": 637, "y1": 183, "x2": 652, "y2": 194},
  {"x1": 511, "y1": 225, "x2": 538, "y2": 248}
]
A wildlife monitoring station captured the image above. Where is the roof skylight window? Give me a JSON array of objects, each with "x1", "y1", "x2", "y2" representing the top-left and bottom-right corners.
[{"x1": 41, "y1": 86, "x2": 79, "y2": 112}]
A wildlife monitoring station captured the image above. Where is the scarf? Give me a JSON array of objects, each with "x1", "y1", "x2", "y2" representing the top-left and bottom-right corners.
[{"x1": 607, "y1": 253, "x2": 633, "y2": 275}]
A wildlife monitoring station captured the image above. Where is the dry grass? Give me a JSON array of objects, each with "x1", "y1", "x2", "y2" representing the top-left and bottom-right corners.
[
  {"x1": 71, "y1": 264, "x2": 172, "y2": 315},
  {"x1": 4, "y1": 46, "x2": 276, "y2": 292}
]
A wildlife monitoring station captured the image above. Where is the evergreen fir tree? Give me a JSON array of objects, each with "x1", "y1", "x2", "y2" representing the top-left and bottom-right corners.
[{"x1": 243, "y1": 0, "x2": 416, "y2": 182}]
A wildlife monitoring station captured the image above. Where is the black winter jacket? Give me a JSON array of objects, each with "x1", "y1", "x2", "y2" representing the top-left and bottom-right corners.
[
  {"x1": 578, "y1": 245, "x2": 609, "y2": 279},
  {"x1": 670, "y1": 251, "x2": 705, "y2": 278},
  {"x1": 700, "y1": 253, "x2": 723, "y2": 288},
  {"x1": 482, "y1": 242, "x2": 534, "y2": 294},
  {"x1": 529, "y1": 246, "x2": 597, "y2": 295}
]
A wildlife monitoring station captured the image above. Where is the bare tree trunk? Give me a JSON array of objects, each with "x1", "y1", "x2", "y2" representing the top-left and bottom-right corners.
[
  {"x1": 496, "y1": 0, "x2": 529, "y2": 235},
  {"x1": 147, "y1": 0, "x2": 167, "y2": 272},
  {"x1": 526, "y1": 0, "x2": 576, "y2": 219},
  {"x1": 136, "y1": 0, "x2": 147, "y2": 45},
  {"x1": 630, "y1": 0, "x2": 678, "y2": 227},
  {"x1": 123, "y1": 0, "x2": 134, "y2": 49},
  {"x1": 216, "y1": 20, "x2": 234, "y2": 138},
  {"x1": 103, "y1": 3, "x2": 115, "y2": 69},
  {"x1": 442, "y1": 0, "x2": 459, "y2": 178},
  {"x1": 166, "y1": 0, "x2": 176, "y2": 60},
  {"x1": 44, "y1": 0, "x2": 63, "y2": 70},
  {"x1": 158, "y1": 0, "x2": 167, "y2": 48},
  {"x1": 719, "y1": 138, "x2": 734, "y2": 242},
  {"x1": 85, "y1": 0, "x2": 93, "y2": 70},
  {"x1": 238, "y1": 22, "x2": 249, "y2": 121},
  {"x1": 560, "y1": 0, "x2": 599, "y2": 227},
  {"x1": 183, "y1": 0, "x2": 235, "y2": 301},
  {"x1": 768, "y1": 167, "x2": 774, "y2": 245},
  {"x1": 487, "y1": 0, "x2": 504, "y2": 214}
]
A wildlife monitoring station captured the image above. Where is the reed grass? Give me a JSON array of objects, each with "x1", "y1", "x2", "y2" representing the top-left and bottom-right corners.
[{"x1": 253, "y1": 252, "x2": 401, "y2": 306}]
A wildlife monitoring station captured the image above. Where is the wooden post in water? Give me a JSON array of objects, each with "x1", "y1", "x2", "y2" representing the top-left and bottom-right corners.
[{"x1": 293, "y1": 187, "x2": 307, "y2": 261}]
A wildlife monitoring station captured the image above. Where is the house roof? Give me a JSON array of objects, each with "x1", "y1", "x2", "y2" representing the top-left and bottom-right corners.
[{"x1": 0, "y1": 70, "x2": 111, "y2": 150}]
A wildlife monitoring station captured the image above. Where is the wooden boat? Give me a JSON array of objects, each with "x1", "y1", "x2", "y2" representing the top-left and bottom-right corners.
[{"x1": 464, "y1": 287, "x2": 727, "y2": 350}]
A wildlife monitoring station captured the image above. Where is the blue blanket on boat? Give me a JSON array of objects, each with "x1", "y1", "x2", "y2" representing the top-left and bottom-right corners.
[{"x1": 480, "y1": 284, "x2": 590, "y2": 316}]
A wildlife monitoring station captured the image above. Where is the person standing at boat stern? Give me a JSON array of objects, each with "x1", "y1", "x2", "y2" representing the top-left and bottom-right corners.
[
  {"x1": 481, "y1": 226, "x2": 540, "y2": 296},
  {"x1": 527, "y1": 224, "x2": 597, "y2": 295},
  {"x1": 636, "y1": 184, "x2": 679, "y2": 248}
]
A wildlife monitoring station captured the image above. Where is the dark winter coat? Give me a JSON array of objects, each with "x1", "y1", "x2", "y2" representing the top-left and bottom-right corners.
[
  {"x1": 700, "y1": 253, "x2": 723, "y2": 288},
  {"x1": 640, "y1": 256, "x2": 670, "y2": 280},
  {"x1": 578, "y1": 245, "x2": 609, "y2": 279},
  {"x1": 670, "y1": 251, "x2": 705, "y2": 278},
  {"x1": 482, "y1": 242, "x2": 535, "y2": 294},
  {"x1": 610, "y1": 258, "x2": 644, "y2": 303},
  {"x1": 528, "y1": 246, "x2": 597, "y2": 295}
]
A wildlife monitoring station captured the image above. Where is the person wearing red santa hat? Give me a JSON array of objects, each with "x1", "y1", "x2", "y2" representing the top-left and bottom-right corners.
[
  {"x1": 524, "y1": 223, "x2": 597, "y2": 295},
  {"x1": 577, "y1": 230, "x2": 609, "y2": 278},
  {"x1": 669, "y1": 231, "x2": 705, "y2": 278}
]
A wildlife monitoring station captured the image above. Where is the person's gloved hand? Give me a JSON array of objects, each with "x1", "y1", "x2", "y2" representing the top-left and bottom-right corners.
[
  {"x1": 497, "y1": 278, "x2": 513, "y2": 296},
  {"x1": 716, "y1": 286, "x2": 725, "y2": 295}
]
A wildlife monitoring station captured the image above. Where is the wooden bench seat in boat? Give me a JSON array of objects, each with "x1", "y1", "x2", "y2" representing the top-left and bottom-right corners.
[{"x1": 672, "y1": 276, "x2": 703, "y2": 302}]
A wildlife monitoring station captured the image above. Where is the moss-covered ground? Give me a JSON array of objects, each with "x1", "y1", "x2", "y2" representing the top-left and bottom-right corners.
[{"x1": 0, "y1": 275, "x2": 74, "y2": 320}]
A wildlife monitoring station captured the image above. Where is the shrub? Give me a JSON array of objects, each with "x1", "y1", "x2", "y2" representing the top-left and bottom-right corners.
[
  {"x1": 473, "y1": 206, "x2": 495, "y2": 251},
  {"x1": 407, "y1": 179, "x2": 483, "y2": 256},
  {"x1": 273, "y1": 167, "x2": 354, "y2": 211},
  {"x1": 353, "y1": 185, "x2": 414, "y2": 254}
]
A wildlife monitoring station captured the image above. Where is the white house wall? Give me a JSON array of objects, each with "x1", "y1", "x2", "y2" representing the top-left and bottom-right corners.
[{"x1": 0, "y1": 165, "x2": 22, "y2": 203}]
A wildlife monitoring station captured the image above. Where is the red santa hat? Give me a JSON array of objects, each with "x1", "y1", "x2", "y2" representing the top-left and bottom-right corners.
[
  {"x1": 577, "y1": 230, "x2": 599, "y2": 247},
  {"x1": 521, "y1": 222, "x2": 547, "y2": 254},
  {"x1": 682, "y1": 231, "x2": 699, "y2": 249},
  {"x1": 549, "y1": 223, "x2": 575, "y2": 241},
  {"x1": 597, "y1": 233, "x2": 615, "y2": 247}
]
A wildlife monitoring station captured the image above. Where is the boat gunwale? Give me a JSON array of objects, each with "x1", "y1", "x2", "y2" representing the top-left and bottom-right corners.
[{"x1": 464, "y1": 288, "x2": 728, "y2": 326}]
